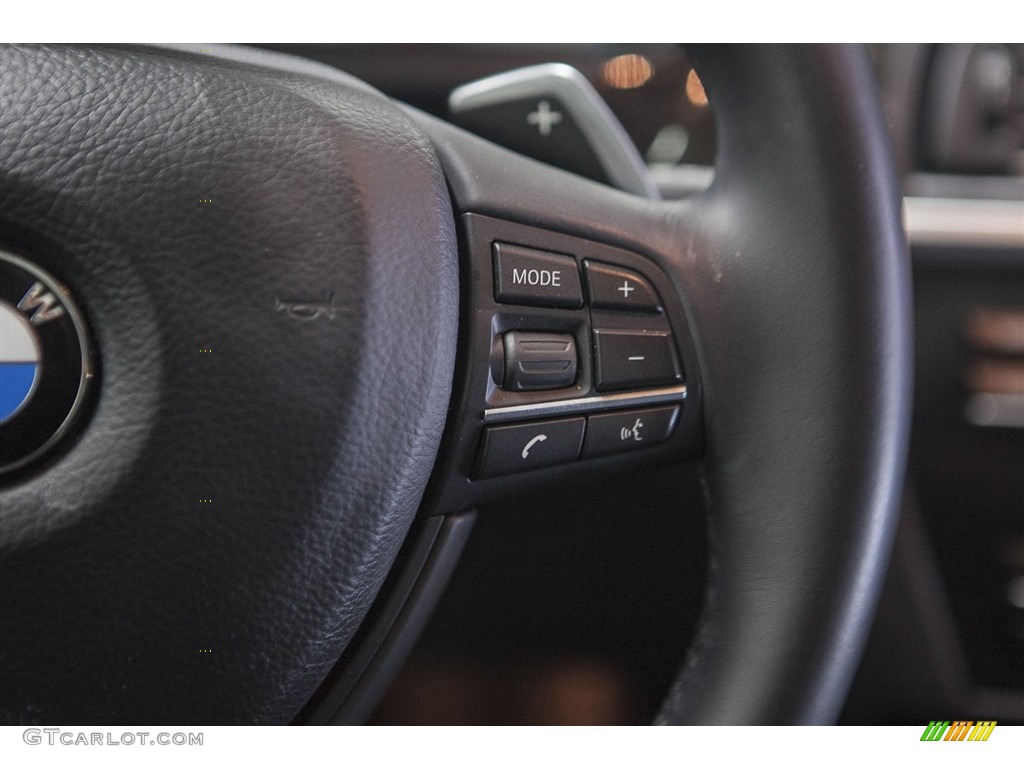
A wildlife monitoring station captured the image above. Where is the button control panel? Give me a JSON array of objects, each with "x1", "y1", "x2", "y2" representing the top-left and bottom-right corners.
[{"x1": 435, "y1": 214, "x2": 701, "y2": 500}]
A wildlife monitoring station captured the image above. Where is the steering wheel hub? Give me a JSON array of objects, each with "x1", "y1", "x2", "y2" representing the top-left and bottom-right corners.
[{"x1": 0, "y1": 44, "x2": 458, "y2": 724}]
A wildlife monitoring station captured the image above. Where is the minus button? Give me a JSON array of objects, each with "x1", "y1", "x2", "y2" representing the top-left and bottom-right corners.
[{"x1": 593, "y1": 329, "x2": 683, "y2": 391}]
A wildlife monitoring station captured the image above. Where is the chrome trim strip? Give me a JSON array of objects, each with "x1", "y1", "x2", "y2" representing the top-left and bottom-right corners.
[
  {"x1": 904, "y1": 196, "x2": 1024, "y2": 248},
  {"x1": 483, "y1": 384, "x2": 686, "y2": 424}
]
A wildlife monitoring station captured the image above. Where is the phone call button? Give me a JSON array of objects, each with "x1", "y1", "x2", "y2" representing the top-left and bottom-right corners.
[{"x1": 475, "y1": 417, "x2": 585, "y2": 478}]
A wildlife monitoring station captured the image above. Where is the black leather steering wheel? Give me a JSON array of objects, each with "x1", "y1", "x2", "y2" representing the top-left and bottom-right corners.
[{"x1": 0, "y1": 44, "x2": 911, "y2": 725}]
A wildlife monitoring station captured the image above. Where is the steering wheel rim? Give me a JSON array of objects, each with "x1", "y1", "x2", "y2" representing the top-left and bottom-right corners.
[
  {"x1": 659, "y1": 46, "x2": 912, "y2": 722},
  {"x1": 0, "y1": 43, "x2": 911, "y2": 725}
]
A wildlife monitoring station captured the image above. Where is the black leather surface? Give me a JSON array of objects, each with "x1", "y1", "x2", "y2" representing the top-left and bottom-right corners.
[
  {"x1": 0, "y1": 45, "x2": 458, "y2": 723},
  {"x1": 418, "y1": 44, "x2": 911, "y2": 723},
  {"x1": 656, "y1": 45, "x2": 912, "y2": 724}
]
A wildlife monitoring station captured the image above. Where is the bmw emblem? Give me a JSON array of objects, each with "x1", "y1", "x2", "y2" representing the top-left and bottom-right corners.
[{"x1": 1, "y1": 250, "x2": 94, "y2": 475}]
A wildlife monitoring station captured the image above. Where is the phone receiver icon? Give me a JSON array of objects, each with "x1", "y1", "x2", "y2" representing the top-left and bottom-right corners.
[{"x1": 521, "y1": 434, "x2": 547, "y2": 459}]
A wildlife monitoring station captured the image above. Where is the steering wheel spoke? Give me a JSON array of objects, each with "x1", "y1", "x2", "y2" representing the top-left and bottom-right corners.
[
  {"x1": 405, "y1": 146, "x2": 708, "y2": 511},
  {"x1": 417, "y1": 45, "x2": 913, "y2": 725}
]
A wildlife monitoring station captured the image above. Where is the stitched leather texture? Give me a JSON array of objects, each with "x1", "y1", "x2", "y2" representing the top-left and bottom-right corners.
[{"x1": 0, "y1": 44, "x2": 458, "y2": 724}]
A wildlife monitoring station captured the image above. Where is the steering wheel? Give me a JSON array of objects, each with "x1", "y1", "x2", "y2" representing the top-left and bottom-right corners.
[{"x1": 0, "y1": 44, "x2": 911, "y2": 725}]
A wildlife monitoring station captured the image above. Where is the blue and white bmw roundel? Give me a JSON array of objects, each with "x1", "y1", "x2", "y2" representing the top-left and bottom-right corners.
[
  {"x1": 0, "y1": 300, "x2": 42, "y2": 422},
  {"x1": 0, "y1": 251, "x2": 93, "y2": 475}
]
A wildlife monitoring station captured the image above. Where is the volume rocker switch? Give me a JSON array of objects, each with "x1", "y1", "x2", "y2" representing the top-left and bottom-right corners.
[{"x1": 501, "y1": 331, "x2": 578, "y2": 391}]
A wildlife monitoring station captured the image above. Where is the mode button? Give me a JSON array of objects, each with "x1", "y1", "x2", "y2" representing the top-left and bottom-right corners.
[{"x1": 493, "y1": 242, "x2": 583, "y2": 309}]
